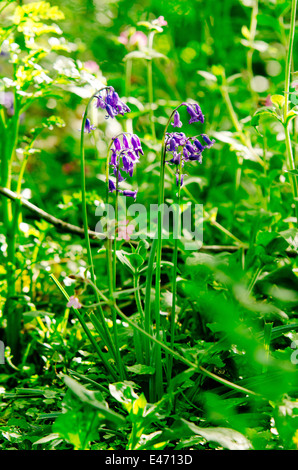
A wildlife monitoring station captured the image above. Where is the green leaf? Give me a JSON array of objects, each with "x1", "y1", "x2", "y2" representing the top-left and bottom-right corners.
[
  {"x1": 109, "y1": 382, "x2": 139, "y2": 412},
  {"x1": 123, "y1": 49, "x2": 168, "y2": 62},
  {"x1": 139, "y1": 419, "x2": 252, "y2": 450},
  {"x1": 126, "y1": 364, "x2": 155, "y2": 375},
  {"x1": 285, "y1": 106, "x2": 298, "y2": 126},
  {"x1": 62, "y1": 376, "x2": 125, "y2": 425},
  {"x1": 251, "y1": 107, "x2": 280, "y2": 129},
  {"x1": 116, "y1": 250, "x2": 144, "y2": 274},
  {"x1": 271, "y1": 94, "x2": 285, "y2": 109}
]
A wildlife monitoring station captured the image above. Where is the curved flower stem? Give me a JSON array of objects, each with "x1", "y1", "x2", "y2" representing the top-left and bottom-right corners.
[
  {"x1": 154, "y1": 104, "x2": 185, "y2": 400},
  {"x1": 80, "y1": 87, "x2": 118, "y2": 363},
  {"x1": 283, "y1": 0, "x2": 298, "y2": 224}
]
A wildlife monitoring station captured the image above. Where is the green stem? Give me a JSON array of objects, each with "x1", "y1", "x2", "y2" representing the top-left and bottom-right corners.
[
  {"x1": 154, "y1": 104, "x2": 188, "y2": 400},
  {"x1": 167, "y1": 158, "x2": 183, "y2": 382},
  {"x1": 80, "y1": 87, "x2": 118, "y2": 362},
  {"x1": 134, "y1": 272, "x2": 144, "y2": 324},
  {"x1": 105, "y1": 136, "x2": 126, "y2": 380},
  {"x1": 147, "y1": 31, "x2": 156, "y2": 141},
  {"x1": 284, "y1": 0, "x2": 298, "y2": 224},
  {"x1": 246, "y1": 0, "x2": 259, "y2": 101},
  {"x1": 144, "y1": 238, "x2": 157, "y2": 366}
]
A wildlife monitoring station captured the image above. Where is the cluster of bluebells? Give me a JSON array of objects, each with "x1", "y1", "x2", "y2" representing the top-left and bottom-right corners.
[
  {"x1": 83, "y1": 87, "x2": 131, "y2": 134},
  {"x1": 166, "y1": 103, "x2": 214, "y2": 187},
  {"x1": 108, "y1": 133, "x2": 144, "y2": 201},
  {"x1": 95, "y1": 87, "x2": 131, "y2": 119}
]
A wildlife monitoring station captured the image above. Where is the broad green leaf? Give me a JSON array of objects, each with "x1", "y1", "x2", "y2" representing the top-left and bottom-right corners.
[
  {"x1": 63, "y1": 376, "x2": 125, "y2": 425},
  {"x1": 251, "y1": 107, "x2": 280, "y2": 129}
]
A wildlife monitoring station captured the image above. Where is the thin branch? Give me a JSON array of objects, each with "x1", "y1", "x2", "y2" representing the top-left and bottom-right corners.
[
  {"x1": 0, "y1": 186, "x2": 102, "y2": 240},
  {"x1": 1, "y1": 186, "x2": 297, "y2": 257}
]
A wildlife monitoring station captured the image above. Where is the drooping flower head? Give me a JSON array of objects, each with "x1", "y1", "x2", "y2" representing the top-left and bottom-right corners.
[
  {"x1": 107, "y1": 133, "x2": 143, "y2": 200},
  {"x1": 166, "y1": 102, "x2": 214, "y2": 187},
  {"x1": 82, "y1": 87, "x2": 131, "y2": 136},
  {"x1": 95, "y1": 87, "x2": 131, "y2": 119}
]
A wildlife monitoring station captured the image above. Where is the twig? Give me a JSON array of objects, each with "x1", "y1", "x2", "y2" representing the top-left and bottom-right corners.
[
  {"x1": 0, "y1": 186, "x2": 102, "y2": 240},
  {"x1": 1, "y1": 186, "x2": 297, "y2": 257}
]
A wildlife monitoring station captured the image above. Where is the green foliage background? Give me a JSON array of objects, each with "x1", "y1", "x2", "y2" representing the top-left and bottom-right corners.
[{"x1": 1, "y1": 0, "x2": 298, "y2": 452}]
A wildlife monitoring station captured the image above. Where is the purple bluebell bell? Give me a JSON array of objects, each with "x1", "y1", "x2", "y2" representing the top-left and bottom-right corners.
[
  {"x1": 201, "y1": 134, "x2": 215, "y2": 148},
  {"x1": 109, "y1": 179, "x2": 116, "y2": 192},
  {"x1": 107, "y1": 133, "x2": 143, "y2": 200},
  {"x1": 172, "y1": 110, "x2": 183, "y2": 128},
  {"x1": 186, "y1": 103, "x2": 204, "y2": 125},
  {"x1": 110, "y1": 149, "x2": 117, "y2": 166},
  {"x1": 166, "y1": 129, "x2": 214, "y2": 187},
  {"x1": 105, "y1": 103, "x2": 116, "y2": 119},
  {"x1": 95, "y1": 95, "x2": 106, "y2": 109},
  {"x1": 113, "y1": 137, "x2": 122, "y2": 151},
  {"x1": 131, "y1": 134, "x2": 144, "y2": 156},
  {"x1": 122, "y1": 133, "x2": 130, "y2": 149},
  {"x1": 94, "y1": 87, "x2": 131, "y2": 119},
  {"x1": 84, "y1": 117, "x2": 96, "y2": 133},
  {"x1": 122, "y1": 189, "x2": 137, "y2": 200},
  {"x1": 193, "y1": 139, "x2": 205, "y2": 152}
]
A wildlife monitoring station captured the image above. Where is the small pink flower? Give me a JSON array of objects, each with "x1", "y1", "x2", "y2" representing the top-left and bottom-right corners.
[
  {"x1": 118, "y1": 31, "x2": 129, "y2": 45},
  {"x1": 117, "y1": 220, "x2": 135, "y2": 241},
  {"x1": 67, "y1": 296, "x2": 82, "y2": 309},
  {"x1": 155, "y1": 16, "x2": 167, "y2": 26},
  {"x1": 130, "y1": 31, "x2": 147, "y2": 48},
  {"x1": 265, "y1": 95, "x2": 273, "y2": 107}
]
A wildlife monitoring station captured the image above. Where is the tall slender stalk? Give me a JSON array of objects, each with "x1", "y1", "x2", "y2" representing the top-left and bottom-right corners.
[
  {"x1": 246, "y1": 0, "x2": 259, "y2": 101},
  {"x1": 167, "y1": 158, "x2": 182, "y2": 383},
  {"x1": 80, "y1": 87, "x2": 118, "y2": 363},
  {"x1": 283, "y1": 0, "x2": 298, "y2": 224},
  {"x1": 147, "y1": 31, "x2": 156, "y2": 141},
  {"x1": 154, "y1": 105, "x2": 184, "y2": 400}
]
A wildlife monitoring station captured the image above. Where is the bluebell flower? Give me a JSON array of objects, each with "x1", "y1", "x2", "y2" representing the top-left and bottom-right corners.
[
  {"x1": 105, "y1": 103, "x2": 116, "y2": 119},
  {"x1": 107, "y1": 133, "x2": 143, "y2": 200},
  {"x1": 113, "y1": 137, "x2": 122, "y2": 151},
  {"x1": 193, "y1": 139, "x2": 205, "y2": 152},
  {"x1": 122, "y1": 133, "x2": 130, "y2": 149},
  {"x1": 84, "y1": 117, "x2": 96, "y2": 133},
  {"x1": 122, "y1": 189, "x2": 137, "y2": 200},
  {"x1": 109, "y1": 179, "x2": 116, "y2": 192},
  {"x1": 110, "y1": 149, "x2": 117, "y2": 166},
  {"x1": 201, "y1": 134, "x2": 215, "y2": 148},
  {"x1": 172, "y1": 110, "x2": 183, "y2": 128},
  {"x1": 166, "y1": 128, "x2": 214, "y2": 187},
  {"x1": 95, "y1": 95, "x2": 106, "y2": 109},
  {"x1": 186, "y1": 103, "x2": 204, "y2": 125},
  {"x1": 131, "y1": 134, "x2": 144, "y2": 156},
  {"x1": 94, "y1": 87, "x2": 131, "y2": 119}
]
